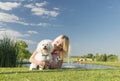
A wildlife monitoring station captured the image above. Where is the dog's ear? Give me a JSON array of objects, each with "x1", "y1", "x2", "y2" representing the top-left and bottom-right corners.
[
  {"x1": 48, "y1": 40, "x2": 53, "y2": 53},
  {"x1": 36, "y1": 40, "x2": 44, "y2": 52},
  {"x1": 49, "y1": 44, "x2": 53, "y2": 53},
  {"x1": 36, "y1": 43, "x2": 40, "y2": 52}
]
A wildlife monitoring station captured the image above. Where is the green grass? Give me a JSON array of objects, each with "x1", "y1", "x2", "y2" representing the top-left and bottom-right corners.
[
  {"x1": 0, "y1": 67, "x2": 120, "y2": 81},
  {"x1": 0, "y1": 62, "x2": 120, "y2": 81},
  {"x1": 90, "y1": 61, "x2": 120, "y2": 67}
]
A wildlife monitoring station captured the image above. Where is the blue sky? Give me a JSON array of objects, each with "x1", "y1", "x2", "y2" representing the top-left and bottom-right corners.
[{"x1": 0, "y1": 0, "x2": 120, "y2": 56}]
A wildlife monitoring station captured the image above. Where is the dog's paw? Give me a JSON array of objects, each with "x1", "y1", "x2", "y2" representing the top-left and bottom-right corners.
[{"x1": 39, "y1": 68, "x2": 43, "y2": 70}]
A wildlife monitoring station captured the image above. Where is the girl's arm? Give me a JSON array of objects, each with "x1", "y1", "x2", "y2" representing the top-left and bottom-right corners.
[
  {"x1": 50, "y1": 60, "x2": 63, "y2": 69},
  {"x1": 50, "y1": 52, "x2": 63, "y2": 69},
  {"x1": 57, "y1": 52, "x2": 63, "y2": 68},
  {"x1": 29, "y1": 50, "x2": 45, "y2": 66},
  {"x1": 57, "y1": 60, "x2": 63, "y2": 68}
]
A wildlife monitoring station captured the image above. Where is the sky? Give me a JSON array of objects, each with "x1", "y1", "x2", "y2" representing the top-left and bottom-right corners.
[{"x1": 0, "y1": 0, "x2": 120, "y2": 56}]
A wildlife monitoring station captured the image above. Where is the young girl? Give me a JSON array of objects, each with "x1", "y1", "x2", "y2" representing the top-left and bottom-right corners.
[
  {"x1": 50, "y1": 35, "x2": 69, "y2": 69},
  {"x1": 29, "y1": 35, "x2": 69, "y2": 69}
]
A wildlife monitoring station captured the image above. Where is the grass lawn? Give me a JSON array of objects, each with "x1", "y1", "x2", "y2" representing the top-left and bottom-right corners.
[
  {"x1": 0, "y1": 67, "x2": 120, "y2": 81},
  {"x1": 90, "y1": 61, "x2": 120, "y2": 67}
]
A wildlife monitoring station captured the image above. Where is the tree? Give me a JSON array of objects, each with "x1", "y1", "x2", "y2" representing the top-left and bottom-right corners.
[
  {"x1": 86, "y1": 53, "x2": 93, "y2": 58},
  {"x1": 95, "y1": 53, "x2": 100, "y2": 61},
  {"x1": 107, "y1": 54, "x2": 118, "y2": 62},
  {"x1": 100, "y1": 54, "x2": 107, "y2": 62},
  {"x1": 15, "y1": 40, "x2": 31, "y2": 66},
  {"x1": 95, "y1": 53, "x2": 107, "y2": 62},
  {"x1": 0, "y1": 36, "x2": 18, "y2": 67},
  {"x1": 24, "y1": 50, "x2": 31, "y2": 59}
]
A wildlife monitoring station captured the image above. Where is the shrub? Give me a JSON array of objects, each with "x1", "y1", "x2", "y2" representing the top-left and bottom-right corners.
[{"x1": 0, "y1": 36, "x2": 18, "y2": 67}]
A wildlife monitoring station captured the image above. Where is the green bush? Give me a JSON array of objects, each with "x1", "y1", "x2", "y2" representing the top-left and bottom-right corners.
[{"x1": 0, "y1": 36, "x2": 18, "y2": 67}]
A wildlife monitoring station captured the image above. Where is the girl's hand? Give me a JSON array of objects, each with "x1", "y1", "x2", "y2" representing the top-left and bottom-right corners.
[{"x1": 38, "y1": 61, "x2": 45, "y2": 66}]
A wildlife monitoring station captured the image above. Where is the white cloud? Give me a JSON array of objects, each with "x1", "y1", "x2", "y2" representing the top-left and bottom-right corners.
[
  {"x1": 0, "y1": 2, "x2": 21, "y2": 10},
  {"x1": 0, "y1": 27, "x2": 37, "y2": 45},
  {"x1": 0, "y1": 12, "x2": 51, "y2": 27},
  {"x1": 53, "y1": 7, "x2": 60, "y2": 10},
  {"x1": 31, "y1": 7, "x2": 59, "y2": 17},
  {"x1": 35, "y1": 1, "x2": 48, "y2": 7},
  {"x1": 17, "y1": 21, "x2": 29, "y2": 25},
  {"x1": 37, "y1": 22, "x2": 50, "y2": 27},
  {"x1": 24, "y1": 4, "x2": 34, "y2": 8},
  {"x1": 0, "y1": 26, "x2": 32, "y2": 40},
  {"x1": 0, "y1": 2, "x2": 56, "y2": 26},
  {"x1": 0, "y1": 29, "x2": 25, "y2": 38},
  {"x1": 27, "y1": 30, "x2": 38, "y2": 34},
  {"x1": 31, "y1": 7, "x2": 45, "y2": 15},
  {"x1": 23, "y1": 22, "x2": 50, "y2": 27},
  {"x1": 0, "y1": 12, "x2": 29, "y2": 25},
  {"x1": 22, "y1": 39, "x2": 37, "y2": 45},
  {"x1": 24, "y1": 1, "x2": 59, "y2": 17},
  {"x1": 48, "y1": 11, "x2": 59, "y2": 17},
  {"x1": 25, "y1": 1, "x2": 47, "y2": 8},
  {"x1": 0, "y1": 12, "x2": 19, "y2": 22}
]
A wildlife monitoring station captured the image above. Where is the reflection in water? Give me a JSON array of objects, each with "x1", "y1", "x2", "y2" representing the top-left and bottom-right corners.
[{"x1": 62, "y1": 63, "x2": 115, "y2": 69}]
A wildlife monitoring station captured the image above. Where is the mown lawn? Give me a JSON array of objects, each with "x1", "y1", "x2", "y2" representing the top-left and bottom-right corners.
[
  {"x1": 0, "y1": 67, "x2": 120, "y2": 81},
  {"x1": 90, "y1": 61, "x2": 120, "y2": 67}
]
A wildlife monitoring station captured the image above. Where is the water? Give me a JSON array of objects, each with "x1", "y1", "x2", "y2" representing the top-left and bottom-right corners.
[
  {"x1": 63, "y1": 51, "x2": 115, "y2": 69},
  {"x1": 62, "y1": 63, "x2": 115, "y2": 69}
]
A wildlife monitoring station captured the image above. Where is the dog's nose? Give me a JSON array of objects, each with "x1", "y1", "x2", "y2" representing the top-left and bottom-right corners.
[{"x1": 43, "y1": 46, "x2": 47, "y2": 49}]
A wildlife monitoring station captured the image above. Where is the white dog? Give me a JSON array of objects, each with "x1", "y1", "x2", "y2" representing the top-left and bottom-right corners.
[{"x1": 29, "y1": 39, "x2": 53, "y2": 70}]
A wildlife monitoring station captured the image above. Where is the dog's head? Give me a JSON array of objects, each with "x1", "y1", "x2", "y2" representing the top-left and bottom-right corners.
[{"x1": 37, "y1": 40, "x2": 52, "y2": 55}]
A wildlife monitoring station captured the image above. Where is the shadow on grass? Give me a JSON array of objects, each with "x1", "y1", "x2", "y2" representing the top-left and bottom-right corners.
[
  {"x1": 0, "y1": 68, "x2": 117, "y2": 74},
  {"x1": 0, "y1": 68, "x2": 84, "y2": 74}
]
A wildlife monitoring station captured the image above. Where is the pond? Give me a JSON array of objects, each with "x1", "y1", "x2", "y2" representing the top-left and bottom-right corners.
[
  {"x1": 62, "y1": 63, "x2": 115, "y2": 69},
  {"x1": 23, "y1": 63, "x2": 116, "y2": 69}
]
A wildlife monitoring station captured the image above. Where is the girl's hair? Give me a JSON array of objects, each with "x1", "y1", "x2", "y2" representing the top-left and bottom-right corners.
[{"x1": 54, "y1": 35, "x2": 69, "y2": 56}]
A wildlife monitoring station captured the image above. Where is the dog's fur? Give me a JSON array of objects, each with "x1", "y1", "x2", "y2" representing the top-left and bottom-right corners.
[{"x1": 29, "y1": 39, "x2": 52, "y2": 70}]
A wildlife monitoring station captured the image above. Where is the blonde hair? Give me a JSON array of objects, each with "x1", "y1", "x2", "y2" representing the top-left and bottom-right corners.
[{"x1": 54, "y1": 35, "x2": 69, "y2": 56}]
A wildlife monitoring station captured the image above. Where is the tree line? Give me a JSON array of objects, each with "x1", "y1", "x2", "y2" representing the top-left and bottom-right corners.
[{"x1": 72, "y1": 53, "x2": 118, "y2": 62}]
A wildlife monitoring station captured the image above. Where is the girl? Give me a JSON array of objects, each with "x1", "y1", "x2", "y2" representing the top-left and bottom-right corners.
[{"x1": 50, "y1": 35, "x2": 69, "y2": 69}]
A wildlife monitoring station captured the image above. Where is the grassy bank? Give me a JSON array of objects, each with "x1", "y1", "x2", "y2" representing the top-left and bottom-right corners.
[
  {"x1": 90, "y1": 62, "x2": 120, "y2": 67},
  {"x1": 0, "y1": 68, "x2": 120, "y2": 81}
]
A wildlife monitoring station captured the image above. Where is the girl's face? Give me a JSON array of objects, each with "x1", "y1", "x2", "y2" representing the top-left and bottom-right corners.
[{"x1": 53, "y1": 38, "x2": 63, "y2": 51}]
